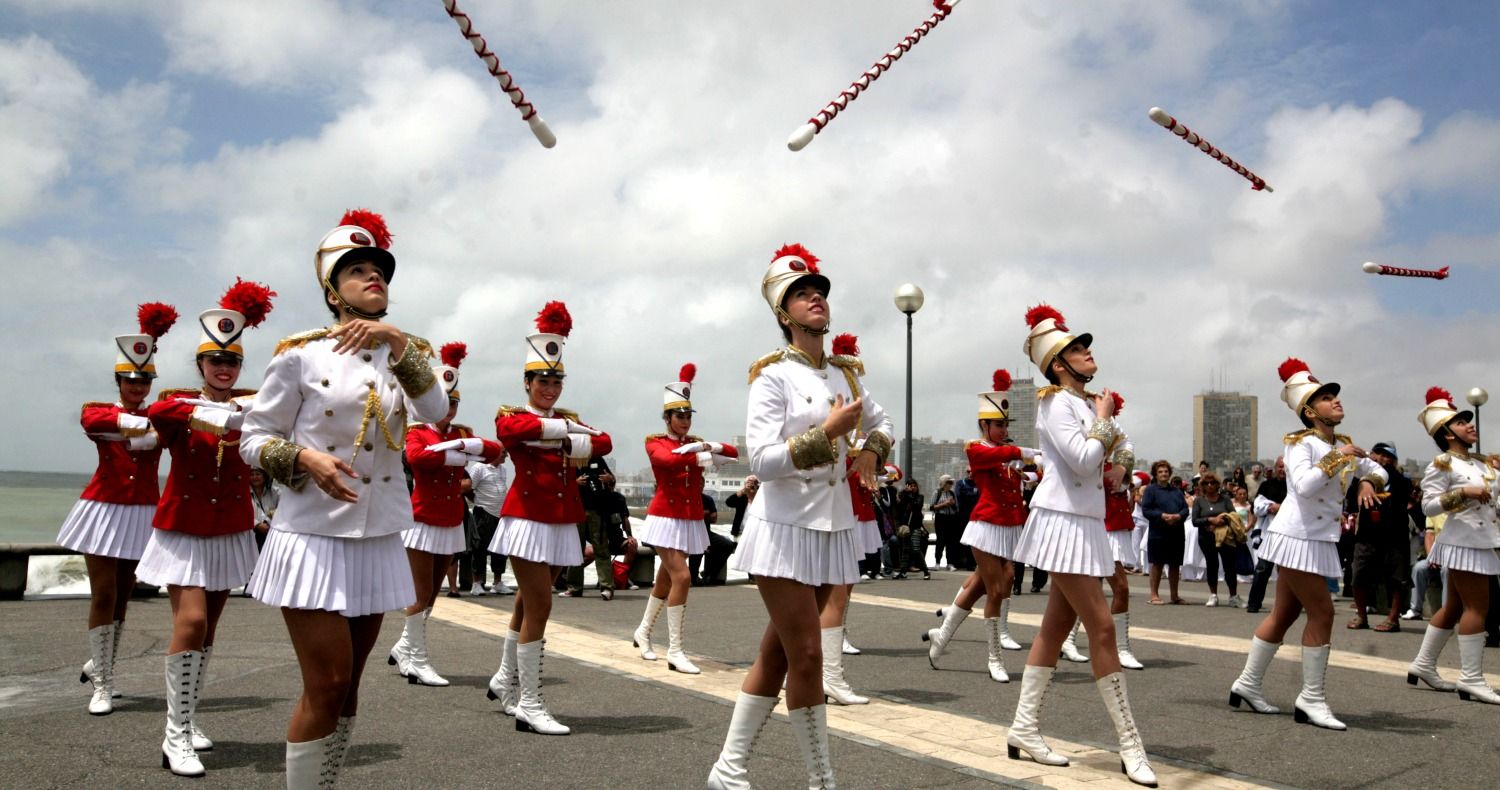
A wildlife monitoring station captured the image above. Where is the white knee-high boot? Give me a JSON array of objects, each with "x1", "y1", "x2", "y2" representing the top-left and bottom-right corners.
[
  {"x1": 1006, "y1": 665, "x2": 1069, "y2": 766},
  {"x1": 329, "y1": 716, "x2": 355, "y2": 783},
  {"x1": 161, "y1": 650, "x2": 205, "y2": 777},
  {"x1": 81, "y1": 619, "x2": 124, "y2": 699},
  {"x1": 284, "y1": 733, "x2": 337, "y2": 790},
  {"x1": 666, "y1": 604, "x2": 701, "y2": 674},
  {"x1": 515, "y1": 640, "x2": 570, "y2": 735},
  {"x1": 85, "y1": 623, "x2": 116, "y2": 715},
  {"x1": 190, "y1": 645, "x2": 214, "y2": 750},
  {"x1": 1059, "y1": 623, "x2": 1088, "y2": 662},
  {"x1": 1114, "y1": 613, "x2": 1143, "y2": 670},
  {"x1": 633, "y1": 595, "x2": 665, "y2": 660},
  {"x1": 705, "y1": 692, "x2": 778, "y2": 790},
  {"x1": 998, "y1": 598, "x2": 1023, "y2": 650},
  {"x1": 1455, "y1": 632, "x2": 1500, "y2": 704},
  {"x1": 1293, "y1": 645, "x2": 1345, "y2": 730},
  {"x1": 983, "y1": 618, "x2": 1009, "y2": 682},
  {"x1": 487, "y1": 629, "x2": 520, "y2": 715},
  {"x1": 788, "y1": 705, "x2": 836, "y2": 790},
  {"x1": 821, "y1": 627, "x2": 868, "y2": 705},
  {"x1": 923, "y1": 605, "x2": 969, "y2": 668},
  {"x1": 1406, "y1": 625, "x2": 1456, "y2": 692},
  {"x1": 402, "y1": 609, "x2": 448, "y2": 686},
  {"x1": 1097, "y1": 672, "x2": 1157, "y2": 787},
  {"x1": 1229, "y1": 636, "x2": 1282, "y2": 714}
]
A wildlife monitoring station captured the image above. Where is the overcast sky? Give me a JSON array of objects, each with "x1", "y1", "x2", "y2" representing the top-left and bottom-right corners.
[{"x1": 3, "y1": 0, "x2": 1498, "y2": 477}]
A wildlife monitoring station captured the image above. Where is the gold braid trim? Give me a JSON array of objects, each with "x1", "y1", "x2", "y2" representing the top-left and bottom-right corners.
[
  {"x1": 1086, "y1": 418, "x2": 1118, "y2": 447},
  {"x1": 1283, "y1": 428, "x2": 1315, "y2": 445},
  {"x1": 1433, "y1": 453, "x2": 1452, "y2": 471},
  {"x1": 259, "y1": 437, "x2": 307, "y2": 490},
  {"x1": 1036, "y1": 385, "x2": 1063, "y2": 400},
  {"x1": 862, "y1": 431, "x2": 893, "y2": 466},
  {"x1": 788, "y1": 426, "x2": 836, "y2": 470},
  {"x1": 215, "y1": 438, "x2": 239, "y2": 469},
  {"x1": 1111, "y1": 448, "x2": 1137, "y2": 475},
  {"x1": 274, "y1": 328, "x2": 331, "y2": 356},
  {"x1": 1315, "y1": 450, "x2": 1355, "y2": 478},
  {"x1": 829, "y1": 354, "x2": 866, "y2": 377},
  {"x1": 1439, "y1": 488, "x2": 1466, "y2": 512},
  {"x1": 350, "y1": 385, "x2": 406, "y2": 467},
  {"x1": 390, "y1": 336, "x2": 437, "y2": 398},
  {"x1": 747, "y1": 349, "x2": 788, "y2": 383}
]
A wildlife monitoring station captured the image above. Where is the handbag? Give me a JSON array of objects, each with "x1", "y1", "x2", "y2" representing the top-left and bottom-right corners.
[{"x1": 611, "y1": 560, "x2": 631, "y2": 590}]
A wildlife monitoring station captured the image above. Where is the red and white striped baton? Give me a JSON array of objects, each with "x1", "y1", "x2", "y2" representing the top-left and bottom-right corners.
[
  {"x1": 1148, "y1": 107, "x2": 1271, "y2": 192},
  {"x1": 441, "y1": 0, "x2": 556, "y2": 148},
  {"x1": 1362, "y1": 262, "x2": 1450, "y2": 280},
  {"x1": 788, "y1": 0, "x2": 964, "y2": 152}
]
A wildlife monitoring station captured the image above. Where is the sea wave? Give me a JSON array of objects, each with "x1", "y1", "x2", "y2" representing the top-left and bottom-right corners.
[{"x1": 27, "y1": 555, "x2": 92, "y2": 596}]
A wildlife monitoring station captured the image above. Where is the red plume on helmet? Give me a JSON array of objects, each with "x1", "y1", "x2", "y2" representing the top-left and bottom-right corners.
[
  {"x1": 219, "y1": 278, "x2": 277, "y2": 328},
  {"x1": 1426, "y1": 386, "x2": 1454, "y2": 407},
  {"x1": 1024, "y1": 304, "x2": 1066, "y2": 331},
  {"x1": 678, "y1": 363, "x2": 697, "y2": 383},
  {"x1": 1110, "y1": 392, "x2": 1125, "y2": 414},
  {"x1": 992, "y1": 369, "x2": 1012, "y2": 392},
  {"x1": 536, "y1": 301, "x2": 573, "y2": 337},
  {"x1": 339, "y1": 208, "x2": 393, "y2": 249},
  {"x1": 773, "y1": 243, "x2": 821, "y2": 274},
  {"x1": 832, "y1": 333, "x2": 859, "y2": 356},
  {"x1": 440, "y1": 342, "x2": 468, "y2": 369},
  {"x1": 137, "y1": 302, "x2": 179, "y2": 339},
  {"x1": 1277, "y1": 358, "x2": 1310, "y2": 382}
]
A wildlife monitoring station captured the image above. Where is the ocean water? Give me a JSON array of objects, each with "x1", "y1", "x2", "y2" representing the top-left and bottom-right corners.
[{"x1": 0, "y1": 470, "x2": 102, "y2": 595}]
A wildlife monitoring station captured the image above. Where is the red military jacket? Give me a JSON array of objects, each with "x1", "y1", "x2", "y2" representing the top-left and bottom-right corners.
[
  {"x1": 147, "y1": 389, "x2": 256, "y2": 537},
  {"x1": 848, "y1": 455, "x2": 877, "y2": 522},
  {"x1": 1103, "y1": 463, "x2": 1135, "y2": 532},
  {"x1": 645, "y1": 434, "x2": 740, "y2": 520},
  {"x1": 966, "y1": 441, "x2": 1028, "y2": 527},
  {"x1": 496, "y1": 406, "x2": 612, "y2": 525},
  {"x1": 79, "y1": 401, "x2": 164, "y2": 505},
  {"x1": 406, "y1": 422, "x2": 503, "y2": 527}
]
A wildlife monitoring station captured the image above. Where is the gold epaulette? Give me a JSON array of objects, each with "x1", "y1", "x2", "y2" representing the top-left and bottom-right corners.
[
  {"x1": 496, "y1": 405, "x2": 526, "y2": 419},
  {"x1": 644, "y1": 433, "x2": 668, "y2": 443},
  {"x1": 829, "y1": 355, "x2": 866, "y2": 377},
  {"x1": 1433, "y1": 453, "x2": 1452, "y2": 471},
  {"x1": 554, "y1": 408, "x2": 580, "y2": 422},
  {"x1": 643, "y1": 433, "x2": 700, "y2": 444},
  {"x1": 405, "y1": 334, "x2": 434, "y2": 358},
  {"x1": 1283, "y1": 428, "x2": 1315, "y2": 445},
  {"x1": 274, "y1": 328, "x2": 331, "y2": 355},
  {"x1": 157, "y1": 388, "x2": 201, "y2": 402},
  {"x1": 496, "y1": 405, "x2": 580, "y2": 423},
  {"x1": 81, "y1": 401, "x2": 116, "y2": 416},
  {"x1": 747, "y1": 349, "x2": 788, "y2": 383},
  {"x1": 453, "y1": 424, "x2": 474, "y2": 438},
  {"x1": 1036, "y1": 385, "x2": 1063, "y2": 399}
]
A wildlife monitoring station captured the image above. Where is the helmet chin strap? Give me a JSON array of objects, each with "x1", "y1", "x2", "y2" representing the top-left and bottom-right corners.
[
  {"x1": 776, "y1": 306, "x2": 829, "y2": 336},
  {"x1": 325, "y1": 282, "x2": 388, "y2": 320},
  {"x1": 1058, "y1": 356, "x2": 1093, "y2": 385}
]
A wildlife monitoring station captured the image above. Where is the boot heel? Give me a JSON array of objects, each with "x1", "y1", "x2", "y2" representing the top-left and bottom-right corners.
[
  {"x1": 516, "y1": 717, "x2": 534, "y2": 733},
  {"x1": 1458, "y1": 689, "x2": 1472, "y2": 701},
  {"x1": 1228, "y1": 692, "x2": 1242, "y2": 709},
  {"x1": 486, "y1": 688, "x2": 498, "y2": 701},
  {"x1": 387, "y1": 654, "x2": 397, "y2": 666},
  {"x1": 934, "y1": 608, "x2": 944, "y2": 618},
  {"x1": 920, "y1": 632, "x2": 931, "y2": 642},
  {"x1": 79, "y1": 671, "x2": 89, "y2": 684},
  {"x1": 161, "y1": 752, "x2": 169, "y2": 769},
  {"x1": 407, "y1": 674, "x2": 418, "y2": 685},
  {"x1": 1406, "y1": 673, "x2": 1417, "y2": 686},
  {"x1": 1007, "y1": 744, "x2": 1021, "y2": 760},
  {"x1": 1293, "y1": 707, "x2": 1308, "y2": 724}
]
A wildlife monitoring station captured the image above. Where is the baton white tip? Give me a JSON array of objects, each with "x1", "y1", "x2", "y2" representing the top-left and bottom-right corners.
[
  {"x1": 787, "y1": 124, "x2": 817, "y2": 152},
  {"x1": 528, "y1": 116, "x2": 557, "y2": 149},
  {"x1": 1362, "y1": 262, "x2": 1381, "y2": 274},
  {"x1": 1147, "y1": 107, "x2": 1172, "y2": 127},
  {"x1": 1261, "y1": 185, "x2": 1274, "y2": 193}
]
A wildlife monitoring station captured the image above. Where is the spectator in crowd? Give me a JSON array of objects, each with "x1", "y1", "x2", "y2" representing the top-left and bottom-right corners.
[
  {"x1": 1141, "y1": 460, "x2": 1189, "y2": 604},
  {"x1": 594, "y1": 469, "x2": 639, "y2": 588},
  {"x1": 891, "y1": 479, "x2": 929, "y2": 579},
  {"x1": 1246, "y1": 463, "x2": 1265, "y2": 502},
  {"x1": 930, "y1": 476, "x2": 962, "y2": 571},
  {"x1": 466, "y1": 450, "x2": 512, "y2": 595},
  {"x1": 725, "y1": 476, "x2": 759, "y2": 539},
  {"x1": 954, "y1": 467, "x2": 980, "y2": 571},
  {"x1": 1346, "y1": 443, "x2": 1412, "y2": 631},
  {"x1": 1191, "y1": 470, "x2": 1243, "y2": 607},
  {"x1": 1231, "y1": 466, "x2": 1248, "y2": 492},
  {"x1": 877, "y1": 474, "x2": 901, "y2": 576},
  {"x1": 696, "y1": 491, "x2": 737, "y2": 586},
  {"x1": 1402, "y1": 512, "x2": 1448, "y2": 620},
  {"x1": 1231, "y1": 482, "x2": 1255, "y2": 583},
  {"x1": 563, "y1": 458, "x2": 616, "y2": 599},
  {"x1": 1011, "y1": 466, "x2": 1047, "y2": 594},
  {"x1": 1245, "y1": 457, "x2": 1288, "y2": 613},
  {"x1": 249, "y1": 468, "x2": 277, "y2": 551}
]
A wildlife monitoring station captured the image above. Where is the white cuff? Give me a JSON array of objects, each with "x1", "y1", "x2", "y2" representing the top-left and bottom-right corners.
[
  {"x1": 539, "y1": 418, "x2": 569, "y2": 440},
  {"x1": 127, "y1": 432, "x2": 159, "y2": 451},
  {"x1": 567, "y1": 437, "x2": 593, "y2": 462},
  {"x1": 117, "y1": 413, "x2": 151, "y2": 436},
  {"x1": 443, "y1": 450, "x2": 470, "y2": 467},
  {"x1": 706, "y1": 442, "x2": 724, "y2": 454},
  {"x1": 459, "y1": 437, "x2": 484, "y2": 454}
]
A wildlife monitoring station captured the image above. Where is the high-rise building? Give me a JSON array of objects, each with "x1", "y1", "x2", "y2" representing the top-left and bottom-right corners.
[
  {"x1": 1007, "y1": 377, "x2": 1039, "y2": 450},
  {"x1": 902, "y1": 437, "x2": 969, "y2": 497},
  {"x1": 1193, "y1": 392, "x2": 1258, "y2": 471}
]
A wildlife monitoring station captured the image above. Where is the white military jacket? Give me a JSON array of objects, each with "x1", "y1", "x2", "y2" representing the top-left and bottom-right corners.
[
  {"x1": 1271, "y1": 430, "x2": 1387, "y2": 543},
  {"x1": 1028, "y1": 387, "x2": 1120, "y2": 520},
  {"x1": 745, "y1": 347, "x2": 893, "y2": 533},
  {"x1": 239, "y1": 329, "x2": 450, "y2": 539},
  {"x1": 1421, "y1": 452, "x2": 1500, "y2": 550}
]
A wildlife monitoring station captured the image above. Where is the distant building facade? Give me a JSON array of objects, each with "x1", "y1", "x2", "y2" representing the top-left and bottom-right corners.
[{"x1": 1193, "y1": 392, "x2": 1258, "y2": 472}]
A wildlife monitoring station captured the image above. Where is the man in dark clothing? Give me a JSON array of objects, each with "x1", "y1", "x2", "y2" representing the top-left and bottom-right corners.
[
  {"x1": 1245, "y1": 458, "x2": 1288, "y2": 613},
  {"x1": 696, "y1": 492, "x2": 737, "y2": 585},
  {"x1": 593, "y1": 469, "x2": 638, "y2": 587},
  {"x1": 1346, "y1": 442, "x2": 1413, "y2": 631},
  {"x1": 725, "y1": 476, "x2": 758, "y2": 538},
  {"x1": 953, "y1": 468, "x2": 980, "y2": 571},
  {"x1": 565, "y1": 457, "x2": 616, "y2": 598}
]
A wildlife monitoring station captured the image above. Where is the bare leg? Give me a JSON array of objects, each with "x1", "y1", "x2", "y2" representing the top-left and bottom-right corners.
[
  {"x1": 657, "y1": 548, "x2": 692, "y2": 607},
  {"x1": 1046, "y1": 573, "x2": 1123, "y2": 679},
  {"x1": 973, "y1": 551, "x2": 1007, "y2": 619},
  {"x1": 509, "y1": 558, "x2": 557, "y2": 643},
  {"x1": 819, "y1": 583, "x2": 851, "y2": 627},
  {"x1": 167, "y1": 586, "x2": 210, "y2": 653},
  {"x1": 741, "y1": 578, "x2": 832, "y2": 709},
  {"x1": 282, "y1": 608, "x2": 355, "y2": 742},
  {"x1": 1108, "y1": 565, "x2": 1130, "y2": 615}
]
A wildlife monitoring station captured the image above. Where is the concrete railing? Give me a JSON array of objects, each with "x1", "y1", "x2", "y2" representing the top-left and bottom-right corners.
[{"x1": 0, "y1": 544, "x2": 77, "y2": 600}]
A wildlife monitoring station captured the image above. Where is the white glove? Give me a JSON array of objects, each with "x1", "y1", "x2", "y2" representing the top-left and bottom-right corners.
[
  {"x1": 224, "y1": 411, "x2": 246, "y2": 431},
  {"x1": 565, "y1": 420, "x2": 601, "y2": 436},
  {"x1": 672, "y1": 441, "x2": 709, "y2": 455},
  {"x1": 696, "y1": 451, "x2": 714, "y2": 469},
  {"x1": 566, "y1": 436, "x2": 593, "y2": 462},
  {"x1": 176, "y1": 398, "x2": 234, "y2": 411},
  {"x1": 710, "y1": 453, "x2": 735, "y2": 467},
  {"x1": 190, "y1": 406, "x2": 237, "y2": 435},
  {"x1": 537, "y1": 418, "x2": 570, "y2": 440},
  {"x1": 443, "y1": 450, "x2": 470, "y2": 467},
  {"x1": 429, "y1": 439, "x2": 463, "y2": 453},
  {"x1": 117, "y1": 413, "x2": 152, "y2": 436},
  {"x1": 430, "y1": 437, "x2": 485, "y2": 454},
  {"x1": 128, "y1": 431, "x2": 159, "y2": 451}
]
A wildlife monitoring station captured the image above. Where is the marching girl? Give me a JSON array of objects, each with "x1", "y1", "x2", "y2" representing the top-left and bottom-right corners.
[
  {"x1": 705, "y1": 244, "x2": 892, "y2": 790},
  {"x1": 388, "y1": 342, "x2": 502, "y2": 687},
  {"x1": 485, "y1": 302, "x2": 612, "y2": 736},
  {"x1": 925, "y1": 370, "x2": 1039, "y2": 683},
  {"x1": 1102, "y1": 393, "x2": 1145, "y2": 671},
  {"x1": 61, "y1": 302, "x2": 177, "y2": 715},
  {"x1": 240, "y1": 209, "x2": 450, "y2": 787},
  {"x1": 1405, "y1": 387, "x2": 1500, "y2": 702},
  {"x1": 137, "y1": 279, "x2": 275, "y2": 776},
  {"x1": 1227, "y1": 359, "x2": 1385, "y2": 731},
  {"x1": 818, "y1": 333, "x2": 877, "y2": 706},
  {"x1": 1005, "y1": 305, "x2": 1156, "y2": 786},
  {"x1": 632, "y1": 363, "x2": 739, "y2": 674}
]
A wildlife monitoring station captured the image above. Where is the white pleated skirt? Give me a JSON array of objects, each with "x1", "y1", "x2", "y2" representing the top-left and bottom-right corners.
[
  {"x1": 136, "y1": 529, "x2": 259, "y2": 591},
  {"x1": 1429, "y1": 543, "x2": 1500, "y2": 576},
  {"x1": 56, "y1": 500, "x2": 155, "y2": 561},
  {"x1": 1012, "y1": 507, "x2": 1113, "y2": 578},
  {"x1": 1259, "y1": 531, "x2": 1339, "y2": 577},
  {"x1": 960, "y1": 520, "x2": 1022, "y2": 560},
  {"x1": 730, "y1": 513, "x2": 860, "y2": 586},
  {"x1": 490, "y1": 517, "x2": 584, "y2": 567},
  {"x1": 1107, "y1": 529, "x2": 1138, "y2": 570},
  {"x1": 640, "y1": 515, "x2": 709, "y2": 555},
  {"x1": 858, "y1": 519, "x2": 883, "y2": 554},
  {"x1": 402, "y1": 522, "x2": 465, "y2": 555},
  {"x1": 247, "y1": 529, "x2": 414, "y2": 618}
]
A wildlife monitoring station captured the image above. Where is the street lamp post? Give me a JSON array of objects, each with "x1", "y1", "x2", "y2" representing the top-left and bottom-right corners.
[
  {"x1": 893, "y1": 284, "x2": 925, "y2": 476},
  {"x1": 1467, "y1": 387, "x2": 1489, "y2": 454}
]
